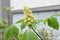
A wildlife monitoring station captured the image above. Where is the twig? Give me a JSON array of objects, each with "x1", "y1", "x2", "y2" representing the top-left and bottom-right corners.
[{"x1": 32, "y1": 27, "x2": 43, "y2": 40}]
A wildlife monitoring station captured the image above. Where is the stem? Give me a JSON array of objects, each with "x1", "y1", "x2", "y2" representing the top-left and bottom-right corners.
[{"x1": 32, "y1": 27, "x2": 43, "y2": 40}]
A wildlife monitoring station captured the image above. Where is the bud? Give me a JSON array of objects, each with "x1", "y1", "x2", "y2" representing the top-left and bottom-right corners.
[{"x1": 23, "y1": 5, "x2": 35, "y2": 27}]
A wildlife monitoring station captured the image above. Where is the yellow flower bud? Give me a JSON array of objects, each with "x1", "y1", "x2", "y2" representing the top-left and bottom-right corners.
[
  {"x1": 31, "y1": 16, "x2": 34, "y2": 19},
  {"x1": 27, "y1": 22, "x2": 31, "y2": 25},
  {"x1": 26, "y1": 13, "x2": 30, "y2": 16},
  {"x1": 27, "y1": 18, "x2": 31, "y2": 21},
  {"x1": 27, "y1": 10, "x2": 32, "y2": 14},
  {"x1": 32, "y1": 16, "x2": 34, "y2": 18},
  {"x1": 30, "y1": 20, "x2": 34, "y2": 22},
  {"x1": 24, "y1": 6, "x2": 29, "y2": 12},
  {"x1": 23, "y1": 5, "x2": 35, "y2": 27},
  {"x1": 25, "y1": 20, "x2": 27, "y2": 22}
]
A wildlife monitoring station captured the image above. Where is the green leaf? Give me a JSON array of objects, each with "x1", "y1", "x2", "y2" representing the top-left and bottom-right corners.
[
  {"x1": 47, "y1": 16, "x2": 59, "y2": 30},
  {"x1": 15, "y1": 19, "x2": 24, "y2": 24},
  {"x1": 19, "y1": 29, "x2": 39, "y2": 40},
  {"x1": 16, "y1": 19, "x2": 26, "y2": 30},
  {"x1": 4, "y1": 26, "x2": 12, "y2": 40},
  {"x1": 43, "y1": 19, "x2": 48, "y2": 25},
  {"x1": 21, "y1": 20, "x2": 26, "y2": 30},
  {"x1": 12, "y1": 26, "x2": 19, "y2": 40},
  {"x1": 4, "y1": 25, "x2": 19, "y2": 40}
]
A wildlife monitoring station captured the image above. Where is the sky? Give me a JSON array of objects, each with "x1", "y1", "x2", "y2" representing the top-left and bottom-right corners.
[{"x1": 10, "y1": 0, "x2": 60, "y2": 10}]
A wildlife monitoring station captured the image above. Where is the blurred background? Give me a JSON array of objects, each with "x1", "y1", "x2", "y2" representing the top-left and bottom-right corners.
[{"x1": 0, "y1": 0, "x2": 60, "y2": 40}]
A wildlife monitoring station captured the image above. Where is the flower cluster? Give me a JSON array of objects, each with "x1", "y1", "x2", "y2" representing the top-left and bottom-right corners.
[{"x1": 23, "y1": 6, "x2": 34, "y2": 27}]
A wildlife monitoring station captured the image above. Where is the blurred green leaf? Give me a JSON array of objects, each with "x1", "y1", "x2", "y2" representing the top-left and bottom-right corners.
[
  {"x1": 12, "y1": 26, "x2": 19, "y2": 40},
  {"x1": 47, "y1": 16, "x2": 59, "y2": 30},
  {"x1": 4, "y1": 25, "x2": 19, "y2": 40},
  {"x1": 52, "y1": 14, "x2": 60, "y2": 16},
  {"x1": 21, "y1": 20, "x2": 26, "y2": 30},
  {"x1": 19, "y1": 29, "x2": 39, "y2": 40},
  {"x1": 43, "y1": 19, "x2": 48, "y2": 25},
  {"x1": 15, "y1": 19, "x2": 24, "y2": 24},
  {"x1": 4, "y1": 26, "x2": 13, "y2": 40},
  {"x1": 0, "y1": 20, "x2": 8, "y2": 29},
  {"x1": 1, "y1": 7, "x2": 14, "y2": 11},
  {"x1": 2, "y1": 20, "x2": 7, "y2": 25},
  {"x1": 16, "y1": 19, "x2": 26, "y2": 30}
]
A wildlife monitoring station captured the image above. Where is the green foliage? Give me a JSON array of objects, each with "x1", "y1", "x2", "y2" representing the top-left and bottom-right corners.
[
  {"x1": 16, "y1": 19, "x2": 38, "y2": 30},
  {"x1": 43, "y1": 19, "x2": 48, "y2": 25},
  {"x1": 43, "y1": 16, "x2": 59, "y2": 30},
  {"x1": 4, "y1": 14, "x2": 60, "y2": 40},
  {"x1": 4, "y1": 26, "x2": 13, "y2": 40},
  {"x1": 47, "y1": 16, "x2": 59, "y2": 30},
  {"x1": 4, "y1": 25, "x2": 19, "y2": 40},
  {"x1": 16, "y1": 19, "x2": 26, "y2": 30},
  {"x1": 38, "y1": 28, "x2": 49, "y2": 40},
  {"x1": 16, "y1": 19, "x2": 24, "y2": 24},
  {"x1": 0, "y1": 20, "x2": 8, "y2": 29},
  {"x1": 19, "y1": 29, "x2": 39, "y2": 40},
  {"x1": 21, "y1": 20, "x2": 26, "y2": 30},
  {"x1": 1, "y1": 7, "x2": 13, "y2": 11},
  {"x1": 38, "y1": 28, "x2": 56, "y2": 40}
]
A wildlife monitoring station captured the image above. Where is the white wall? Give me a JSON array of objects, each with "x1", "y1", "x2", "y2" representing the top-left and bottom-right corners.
[
  {"x1": 13, "y1": 11, "x2": 57, "y2": 24},
  {"x1": 11, "y1": 0, "x2": 60, "y2": 10}
]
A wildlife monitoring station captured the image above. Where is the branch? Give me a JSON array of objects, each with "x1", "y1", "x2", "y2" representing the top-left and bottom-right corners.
[{"x1": 32, "y1": 27, "x2": 43, "y2": 40}]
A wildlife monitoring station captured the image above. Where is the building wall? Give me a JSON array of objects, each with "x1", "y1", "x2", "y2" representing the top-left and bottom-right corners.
[
  {"x1": 0, "y1": 0, "x2": 2, "y2": 21},
  {"x1": 0, "y1": 0, "x2": 11, "y2": 40},
  {"x1": 13, "y1": 11, "x2": 60, "y2": 24},
  {"x1": 11, "y1": 0, "x2": 60, "y2": 10}
]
